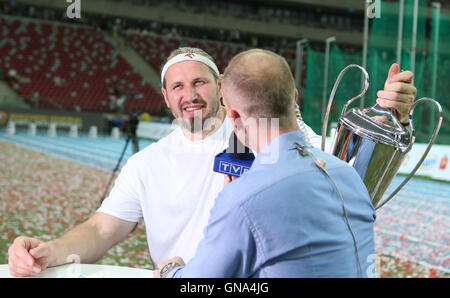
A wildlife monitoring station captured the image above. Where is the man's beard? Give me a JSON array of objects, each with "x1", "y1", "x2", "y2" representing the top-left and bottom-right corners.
[
  {"x1": 175, "y1": 98, "x2": 220, "y2": 134},
  {"x1": 178, "y1": 112, "x2": 205, "y2": 134}
]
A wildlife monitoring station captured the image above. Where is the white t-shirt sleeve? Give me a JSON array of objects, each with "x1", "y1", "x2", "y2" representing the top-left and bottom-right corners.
[{"x1": 97, "y1": 157, "x2": 143, "y2": 223}]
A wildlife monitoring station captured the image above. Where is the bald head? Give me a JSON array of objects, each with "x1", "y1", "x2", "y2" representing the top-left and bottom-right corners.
[{"x1": 222, "y1": 49, "x2": 296, "y2": 127}]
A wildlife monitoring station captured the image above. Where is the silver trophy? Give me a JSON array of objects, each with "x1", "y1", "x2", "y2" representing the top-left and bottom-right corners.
[{"x1": 322, "y1": 64, "x2": 443, "y2": 210}]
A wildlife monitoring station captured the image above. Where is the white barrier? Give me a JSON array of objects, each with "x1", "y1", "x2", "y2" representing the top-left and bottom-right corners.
[
  {"x1": 398, "y1": 143, "x2": 449, "y2": 182},
  {"x1": 48, "y1": 123, "x2": 57, "y2": 137},
  {"x1": 69, "y1": 124, "x2": 78, "y2": 138},
  {"x1": 88, "y1": 126, "x2": 98, "y2": 139},
  {"x1": 136, "y1": 122, "x2": 176, "y2": 140},
  {"x1": 6, "y1": 120, "x2": 15, "y2": 135},
  {"x1": 111, "y1": 127, "x2": 120, "y2": 139},
  {"x1": 27, "y1": 123, "x2": 37, "y2": 136}
]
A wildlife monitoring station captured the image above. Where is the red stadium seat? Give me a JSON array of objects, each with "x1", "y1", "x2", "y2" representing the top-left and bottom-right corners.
[{"x1": 126, "y1": 33, "x2": 247, "y2": 75}]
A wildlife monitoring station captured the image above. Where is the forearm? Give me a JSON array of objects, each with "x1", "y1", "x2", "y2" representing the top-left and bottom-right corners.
[
  {"x1": 45, "y1": 225, "x2": 101, "y2": 267},
  {"x1": 46, "y1": 214, "x2": 128, "y2": 267}
]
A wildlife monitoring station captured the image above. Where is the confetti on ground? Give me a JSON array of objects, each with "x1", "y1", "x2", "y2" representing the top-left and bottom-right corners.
[
  {"x1": 375, "y1": 176, "x2": 449, "y2": 277},
  {"x1": 0, "y1": 139, "x2": 153, "y2": 270},
  {"x1": 0, "y1": 130, "x2": 448, "y2": 277}
]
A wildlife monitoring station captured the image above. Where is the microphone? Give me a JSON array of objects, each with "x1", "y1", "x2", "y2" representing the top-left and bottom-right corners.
[{"x1": 213, "y1": 131, "x2": 255, "y2": 177}]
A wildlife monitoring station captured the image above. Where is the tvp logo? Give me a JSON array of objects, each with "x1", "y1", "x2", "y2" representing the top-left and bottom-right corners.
[
  {"x1": 66, "y1": 0, "x2": 81, "y2": 19},
  {"x1": 367, "y1": 0, "x2": 381, "y2": 19},
  {"x1": 219, "y1": 161, "x2": 250, "y2": 176}
]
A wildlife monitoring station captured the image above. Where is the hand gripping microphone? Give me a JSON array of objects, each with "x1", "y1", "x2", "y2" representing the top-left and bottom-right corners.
[
  {"x1": 214, "y1": 103, "x2": 303, "y2": 177},
  {"x1": 213, "y1": 131, "x2": 255, "y2": 177}
]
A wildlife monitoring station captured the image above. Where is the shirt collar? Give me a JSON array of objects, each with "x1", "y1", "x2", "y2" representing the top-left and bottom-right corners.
[{"x1": 252, "y1": 129, "x2": 309, "y2": 168}]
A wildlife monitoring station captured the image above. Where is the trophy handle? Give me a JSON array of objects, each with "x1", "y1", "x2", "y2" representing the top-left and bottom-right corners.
[
  {"x1": 321, "y1": 64, "x2": 369, "y2": 151},
  {"x1": 375, "y1": 97, "x2": 443, "y2": 210}
]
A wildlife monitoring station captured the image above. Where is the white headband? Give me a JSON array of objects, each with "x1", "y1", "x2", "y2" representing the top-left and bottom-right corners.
[{"x1": 161, "y1": 53, "x2": 220, "y2": 85}]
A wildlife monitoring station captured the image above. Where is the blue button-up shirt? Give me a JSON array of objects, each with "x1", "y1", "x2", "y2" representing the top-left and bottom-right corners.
[{"x1": 169, "y1": 130, "x2": 376, "y2": 277}]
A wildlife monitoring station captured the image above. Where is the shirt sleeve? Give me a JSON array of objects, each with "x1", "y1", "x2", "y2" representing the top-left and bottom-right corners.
[
  {"x1": 96, "y1": 157, "x2": 143, "y2": 223},
  {"x1": 169, "y1": 191, "x2": 257, "y2": 278}
]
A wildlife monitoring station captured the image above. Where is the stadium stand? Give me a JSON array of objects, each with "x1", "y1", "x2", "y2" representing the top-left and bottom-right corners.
[
  {"x1": 127, "y1": 33, "x2": 247, "y2": 74},
  {"x1": 0, "y1": 16, "x2": 163, "y2": 114}
]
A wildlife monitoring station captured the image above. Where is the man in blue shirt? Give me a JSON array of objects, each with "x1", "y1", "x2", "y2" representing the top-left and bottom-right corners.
[{"x1": 155, "y1": 49, "x2": 376, "y2": 278}]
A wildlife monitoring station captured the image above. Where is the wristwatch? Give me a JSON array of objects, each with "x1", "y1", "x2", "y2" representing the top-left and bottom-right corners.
[{"x1": 159, "y1": 262, "x2": 181, "y2": 278}]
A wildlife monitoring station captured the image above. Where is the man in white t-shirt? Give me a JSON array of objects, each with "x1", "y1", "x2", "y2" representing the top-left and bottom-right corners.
[{"x1": 7, "y1": 47, "x2": 417, "y2": 277}]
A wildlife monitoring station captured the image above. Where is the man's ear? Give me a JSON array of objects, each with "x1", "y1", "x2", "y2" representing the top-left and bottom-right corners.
[
  {"x1": 229, "y1": 108, "x2": 246, "y2": 134},
  {"x1": 228, "y1": 108, "x2": 240, "y2": 121},
  {"x1": 294, "y1": 88, "x2": 299, "y2": 103},
  {"x1": 161, "y1": 87, "x2": 170, "y2": 108}
]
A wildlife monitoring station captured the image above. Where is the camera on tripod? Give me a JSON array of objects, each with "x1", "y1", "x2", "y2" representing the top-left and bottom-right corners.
[
  {"x1": 100, "y1": 109, "x2": 140, "y2": 204},
  {"x1": 127, "y1": 109, "x2": 140, "y2": 154}
]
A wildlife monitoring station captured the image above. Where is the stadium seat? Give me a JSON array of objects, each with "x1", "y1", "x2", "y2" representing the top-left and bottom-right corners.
[{"x1": 0, "y1": 17, "x2": 163, "y2": 114}]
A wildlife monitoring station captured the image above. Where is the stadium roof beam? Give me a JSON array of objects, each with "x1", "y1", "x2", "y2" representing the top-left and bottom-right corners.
[
  {"x1": 13, "y1": 0, "x2": 363, "y2": 46},
  {"x1": 242, "y1": 0, "x2": 365, "y2": 12}
]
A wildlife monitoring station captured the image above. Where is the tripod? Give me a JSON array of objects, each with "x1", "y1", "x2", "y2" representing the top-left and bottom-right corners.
[{"x1": 100, "y1": 115, "x2": 140, "y2": 205}]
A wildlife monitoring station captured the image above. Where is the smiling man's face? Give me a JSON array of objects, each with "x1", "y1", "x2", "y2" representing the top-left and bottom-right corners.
[{"x1": 162, "y1": 60, "x2": 221, "y2": 134}]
